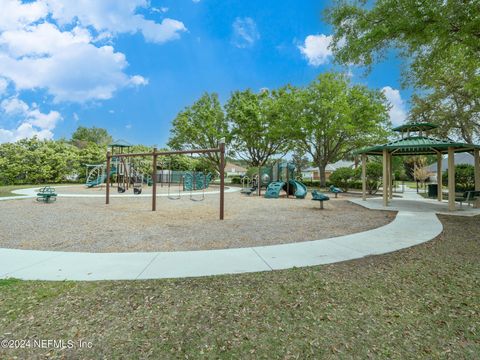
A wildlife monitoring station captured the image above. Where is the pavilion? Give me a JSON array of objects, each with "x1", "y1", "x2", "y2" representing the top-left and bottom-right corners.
[{"x1": 357, "y1": 123, "x2": 480, "y2": 211}]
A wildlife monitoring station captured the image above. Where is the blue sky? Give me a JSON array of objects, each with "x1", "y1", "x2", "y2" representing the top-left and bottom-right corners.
[{"x1": 0, "y1": 0, "x2": 409, "y2": 146}]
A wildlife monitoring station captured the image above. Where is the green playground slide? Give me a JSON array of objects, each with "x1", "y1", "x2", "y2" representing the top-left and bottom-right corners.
[
  {"x1": 86, "y1": 166, "x2": 116, "y2": 188},
  {"x1": 264, "y1": 180, "x2": 307, "y2": 199},
  {"x1": 264, "y1": 181, "x2": 285, "y2": 198},
  {"x1": 289, "y1": 180, "x2": 307, "y2": 199}
]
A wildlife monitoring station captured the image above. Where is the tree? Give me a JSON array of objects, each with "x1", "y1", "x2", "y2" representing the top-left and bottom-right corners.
[
  {"x1": 409, "y1": 50, "x2": 479, "y2": 143},
  {"x1": 295, "y1": 73, "x2": 390, "y2": 186},
  {"x1": 325, "y1": 0, "x2": 480, "y2": 142},
  {"x1": 226, "y1": 87, "x2": 297, "y2": 168},
  {"x1": 354, "y1": 162, "x2": 383, "y2": 195},
  {"x1": 329, "y1": 167, "x2": 355, "y2": 191},
  {"x1": 71, "y1": 126, "x2": 113, "y2": 147},
  {"x1": 168, "y1": 93, "x2": 230, "y2": 174},
  {"x1": 443, "y1": 164, "x2": 475, "y2": 192},
  {"x1": 291, "y1": 149, "x2": 310, "y2": 175}
]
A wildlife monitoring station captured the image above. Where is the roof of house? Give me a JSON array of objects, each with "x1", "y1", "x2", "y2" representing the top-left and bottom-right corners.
[
  {"x1": 302, "y1": 160, "x2": 355, "y2": 173},
  {"x1": 425, "y1": 152, "x2": 475, "y2": 173},
  {"x1": 225, "y1": 163, "x2": 247, "y2": 172}
]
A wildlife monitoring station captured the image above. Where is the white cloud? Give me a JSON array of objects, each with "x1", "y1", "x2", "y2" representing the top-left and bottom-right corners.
[
  {"x1": 129, "y1": 75, "x2": 149, "y2": 86},
  {"x1": 382, "y1": 86, "x2": 407, "y2": 126},
  {"x1": 0, "y1": 0, "x2": 48, "y2": 31},
  {"x1": 232, "y1": 17, "x2": 260, "y2": 48},
  {"x1": 0, "y1": 78, "x2": 8, "y2": 95},
  {"x1": 46, "y1": 0, "x2": 186, "y2": 44},
  {"x1": 298, "y1": 34, "x2": 332, "y2": 66},
  {"x1": 0, "y1": 0, "x2": 186, "y2": 104},
  {"x1": 0, "y1": 97, "x2": 62, "y2": 143}
]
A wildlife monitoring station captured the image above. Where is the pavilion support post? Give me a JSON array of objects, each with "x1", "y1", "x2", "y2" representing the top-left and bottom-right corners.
[
  {"x1": 389, "y1": 153, "x2": 393, "y2": 200},
  {"x1": 106, "y1": 151, "x2": 111, "y2": 205},
  {"x1": 383, "y1": 149, "x2": 388, "y2": 206},
  {"x1": 437, "y1": 153, "x2": 443, "y2": 202},
  {"x1": 448, "y1": 147, "x2": 455, "y2": 211},
  {"x1": 474, "y1": 149, "x2": 480, "y2": 208},
  {"x1": 219, "y1": 138, "x2": 225, "y2": 220},
  {"x1": 361, "y1": 154, "x2": 367, "y2": 201},
  {"x1": 152, "y1": 147, "x2": 157, "y2": 212}
]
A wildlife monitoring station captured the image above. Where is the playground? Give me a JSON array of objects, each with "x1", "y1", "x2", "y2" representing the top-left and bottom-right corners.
[{"x1": 0, "y1": 186, "x2": 394, "y2": 252}]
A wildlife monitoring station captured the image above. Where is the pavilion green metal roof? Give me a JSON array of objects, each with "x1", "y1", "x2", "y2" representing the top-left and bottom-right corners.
[
  {"x1": 356, "y1": 136, "x2": 480, "y2": 156},
  {"x1": 392, "y1": 122, "x2": 438, "y2": 133}
]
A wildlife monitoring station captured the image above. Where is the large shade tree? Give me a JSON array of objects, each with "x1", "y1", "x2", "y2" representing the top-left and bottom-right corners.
[
  {"x1": 168, "y1": 92, "x2": 230, "y2": 174},
  {"x1": 325, "y1": 0, "x2": 480, "y2": 142},
  {"x1": 295, "y1": 72, "x2": 390, "y2": 186},
  {"x1": 71, "y1": 126, "x2": 112, "y2": 147},
  {"x1": 226, "y1": 87, "x2": 297, "y2": 168}
]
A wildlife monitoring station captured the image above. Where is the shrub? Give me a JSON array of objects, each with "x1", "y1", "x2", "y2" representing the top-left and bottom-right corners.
[
  {"x1": 229, "y1": 176, "x2": 242, "y2": 184},
  {"x1": 354, "y1": 162, "x2": 383, "y2": 195},
  {"x1": 329, "y1": 167, "x2": 355, "y2": 191},
  {"x1": 443, "y1": 164, "x2": 475, "y2": 192}
]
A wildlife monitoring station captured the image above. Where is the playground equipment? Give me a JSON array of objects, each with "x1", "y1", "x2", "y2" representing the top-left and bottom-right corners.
[
  {"x1": 183, "y1": 172, "x2": 212, "y2": 192},
  {"x1": 311, "y1": 190, "x2": 330, "y2": 209},
  {"x1": 329, "y1": 185, "x2": 343, "y2": 198},
  {"x1": 260, "y1": 161, "x2": 307, "y2": 199},
  {"x1": 85, "y1": 141, "x2": 150, "y2": 194},
  {"x1": 105, "y1": 140, "x2": 227, "y2": 220},
  {"x1": 36, "y1": 186, "x2": 57, "y2": 203},
  {"x1": 240, "y1": 176, "x2": 258, "y2": 195}
]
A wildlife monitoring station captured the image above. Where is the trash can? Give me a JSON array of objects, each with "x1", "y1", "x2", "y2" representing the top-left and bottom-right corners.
[{"x1": 427, "y1": 184, "x2": 438, "y2": 198}]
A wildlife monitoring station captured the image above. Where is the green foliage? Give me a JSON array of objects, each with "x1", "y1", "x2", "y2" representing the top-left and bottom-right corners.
[
  {"x1": 0, "y1": 137, "x2": 105, "y2": 185},
  {"x1": 168, "y1": 93, "x2": 230, "y2": 173},
  {"x1": 291, "y1": 149, "x2": 310, "y2": 174},
  {"x1": 409, "y1": 52, "x2": 480, "y2": 143},
  {"x1": 295, "y1": 72, "x2": 390, "y2": 186},
  {"x1": 226, "y1": 87, "x2": 297, "y2": 167},
  {"x1": 71, "y1": 126, "x2": 112, "y2": 147},
  {"x1": 229, "y1": 176, "x2": 242, "y2": 184},
  {"x1": 329, "y1": 167, "x2": 355, "y2": 191},
  {"x1": 443, "y1": 164, "x2": 475, "y2": 192},
  {"x1": 325, "y1": 0, "x2": 480, "y2": 143},
  {"x1": 354, "y1": 162, "x2": 384, "y2": 195}
]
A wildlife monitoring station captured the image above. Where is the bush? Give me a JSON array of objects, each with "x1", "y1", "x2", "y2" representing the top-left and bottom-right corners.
[
  {"x1": 329, "y1": 167, "x2": 355, "y2": 191},
  {"x1": 229, "y1": 176, "x2": 242, "y2": 184},
  {"x1": 353, "y1": 162, "x2": 383, "y2": 195},
  {"x1": 443, "y1": 164, "x2": 475, "y2": 192}
]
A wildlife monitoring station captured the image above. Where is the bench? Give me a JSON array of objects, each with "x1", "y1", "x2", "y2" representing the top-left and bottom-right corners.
[
  {"x1": 36, "y1": 186, "x2": 57, "y2": 203},
  {"x1": 311, "y1": 190, "x2": 330, "y2": 209},
  {"x1": 455, "y1": 190, "x2": 480, "y2": 207},
  {"x1": 329, "y1": 185, "x2": 343, "y2": 198}
]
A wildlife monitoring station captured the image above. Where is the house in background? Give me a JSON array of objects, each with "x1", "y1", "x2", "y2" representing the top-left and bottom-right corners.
[
  {"x1": 425, "y1": 153, "x2": 475, "y2": 182},
  {"x1": 301, "y1": 160, "x2": 355, "y2": 181},
  {"x1": 225, "y1": 163, "x2": 247, "y2": 177}
]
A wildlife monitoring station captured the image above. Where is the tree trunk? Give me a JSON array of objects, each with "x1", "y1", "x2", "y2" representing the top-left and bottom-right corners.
[{"x1": 318, "y1": 163, "x2": 327, "y2": 188}]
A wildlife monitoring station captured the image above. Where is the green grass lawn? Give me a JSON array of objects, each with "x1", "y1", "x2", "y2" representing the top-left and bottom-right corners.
[
  {"x1": 0, "y1": 184, "x2": 73, "y2": 197},
  {"x1": 0, "y1": 215, "x2": 479, "y2": 358}
]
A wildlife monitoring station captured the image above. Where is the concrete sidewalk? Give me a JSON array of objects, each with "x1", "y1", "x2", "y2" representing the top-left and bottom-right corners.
[{"x1": 0, "y1": 211, "x2": 442, "y2": 281}]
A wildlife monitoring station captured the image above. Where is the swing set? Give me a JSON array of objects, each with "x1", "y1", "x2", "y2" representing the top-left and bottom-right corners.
[{"x1": 105, "y1": 139, "x2": 226, "y2": 220}]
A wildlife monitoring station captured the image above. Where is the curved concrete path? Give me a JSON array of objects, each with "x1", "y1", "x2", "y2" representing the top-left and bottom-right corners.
[
  {"x1": 11, "y1": 185, "x2": 241, "y2": 198},
  {"x1": 0, "y1": 210, "x2": 442, "y2": 281}
]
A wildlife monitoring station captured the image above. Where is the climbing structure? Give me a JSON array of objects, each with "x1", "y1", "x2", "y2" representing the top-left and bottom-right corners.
[
  {"x1": 262, "y1": 161, "x2": 307, "y2": 199},
  {"x1": 85, "y1": 140, "x2": 150, "y2": 192}
]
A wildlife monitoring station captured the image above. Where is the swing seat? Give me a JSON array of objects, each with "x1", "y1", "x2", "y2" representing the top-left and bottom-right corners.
[
  {"x1": 118, "y1": 186, "x2": 126, "y2": 193},
  {"x1": 133, "y1": 187, "x2": 142, "y2": 195}
]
